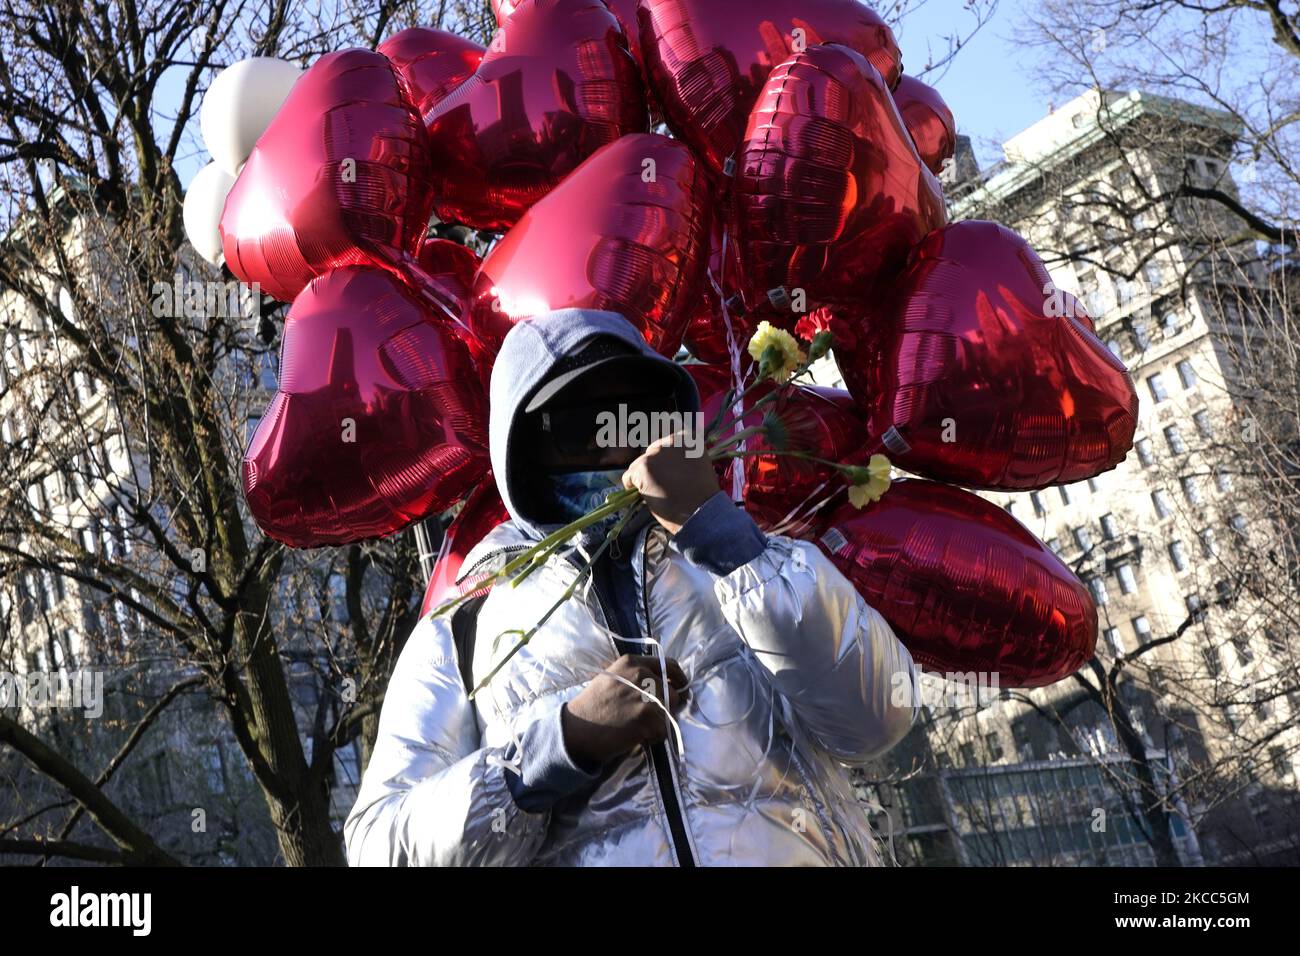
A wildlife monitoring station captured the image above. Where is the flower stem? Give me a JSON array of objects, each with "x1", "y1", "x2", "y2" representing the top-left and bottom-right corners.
[{"x1": 468, "y1": 506, "x2": 637, "y2": 700}]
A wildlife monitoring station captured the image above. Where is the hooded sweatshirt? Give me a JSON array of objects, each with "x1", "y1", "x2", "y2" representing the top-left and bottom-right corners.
[{"x1": 485, "y1": 309, "x2": 767, "y2": 809}]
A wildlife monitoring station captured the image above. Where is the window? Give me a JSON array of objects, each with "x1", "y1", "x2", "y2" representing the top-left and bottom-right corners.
[
  {"x1": 1030, "y1": 492, "x2": 1047, "y2": 516},
  {"x1": 1073, "y1": 526, "x2": 1093, "y2": 551},
  {"x1": 1229, "y1": 513, "x2": 1247, "y2": 536},
  {"x1": 1003, "y1": 501, "x2": 1017, "y2": 518},
  {"x1": 1116, "y1": 564, "x2": 1138, "y2": 595},
  {"x1": 984, "y1": 733, "x2": 1004, "y2": 761},
  {"x1": 1088, "y1": 577, "x2": 1109, "y2": 604},
  {"x1": 1135, "y1": 437, "x2": 1155, "y2": 467},
  {"x1": 1087, "y1": 478, "x2": 1100, "y2": 493},
  {"x1": 1012, "y1": 723, "x2": 1035, "y2": 760},
  {"x1": 1105, "y1": 627, "x2": 1125, "y2": 655},
  {"x1": 1147, "y1": 372, "x2": 1168, "y2": 402},
  {"x1": 1164, "y1": 425, "x2": 1187, "y2": 455},
  {"x1": 1047, "y1": 536, "x2": 1062, "y2": 555},
  {"x1": 1144, "y1": 261, "x2": 1164, "y2": 288},
  {"x1": 1186, "y1": 593, "x2": 1206, "y2": 621},
  {"x1": 1107, "y1": 339, "x2": 1123, "y2": 359},
  {"x1": 1193, "y1": 409, "x2": 1214, "y2": 438},
  {"x1": 1100, "y1": 513, "x2": 1119, "y2": 540},
  {"x1": 1201, "y1": 644, "x2": 1221, "y2": 676},
  {"x1": 1271, "y1": 747, "x2": 1292, "y2": 779},
  {"x1": 202, "y1": 744, "x2": 227, "y2": 795},
  {"x1": 1176, "y1": 359, "x2": 1198, "y2": 389},
  {"x1": 40, "y1": 570, "x2": 59, "y2": 610},
  {"x1": 1215, "y1": 467, "x2": 1233, "y2": 493},
  {"x1": 1199, "y1": 527, "x2": 1218, "y2": 558},
  {"x1": 1059, "y1": 485, "x2": 1073, "y2": 506},
  {"x1": 1132, "y1": 616, "x2": 1152, "y2": 644},
  {"x1": 1162, "y1": 311, "x2": 1181, "y2": 334},
  {"x1": 1231, "y1": 634, "x2": 1254, "y2": 666},
  {"x1": 1181, "y1": 476, "x2": 1201, "y2": 505},
  {"x1": 1130, "y1": 319, "x2": 1148, "y2": 348},
  {"x1": 1215, "y1": 579, "x2": 1233, "y2": 605},
  {"x1": 959, "y1": 742, "x2": 976, "y2": 765},
  {"x1": 1169, "y1": 540, "x2": 1188, "y2": 571},
  {"x1": 1152, "y1": 489, "x2": 1173, "y2": 518}
]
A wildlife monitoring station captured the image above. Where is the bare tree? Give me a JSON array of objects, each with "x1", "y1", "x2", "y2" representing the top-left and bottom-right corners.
[{"x1": 0, "y1": 0, "x2": 489, "y2": 866}]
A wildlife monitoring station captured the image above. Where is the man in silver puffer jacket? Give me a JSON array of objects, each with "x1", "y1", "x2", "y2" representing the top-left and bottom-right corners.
[{"x1": 345, "y1": 309, "x2": 919, "y2": 866}]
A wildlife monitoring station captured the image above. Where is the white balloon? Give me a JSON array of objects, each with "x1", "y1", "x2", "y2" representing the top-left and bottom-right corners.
[
  {"x1": 183, "y1": 162, "x2": 236, "y2": 266},
  {"x1": 200, "y1": 57, "x2": 301, "y2": 177}
]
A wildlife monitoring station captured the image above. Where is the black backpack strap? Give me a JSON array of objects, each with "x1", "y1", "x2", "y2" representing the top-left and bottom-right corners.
[{"x1": 449, "y1": 593, "x2": 488, "y2": 696}]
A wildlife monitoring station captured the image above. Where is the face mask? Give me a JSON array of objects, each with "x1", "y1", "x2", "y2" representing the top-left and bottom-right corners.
[{"x1": 544, "y1": 469, "x2": 625, "y2": 523}]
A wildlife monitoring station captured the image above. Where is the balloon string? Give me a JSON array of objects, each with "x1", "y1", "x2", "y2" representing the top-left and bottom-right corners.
[
  {"x1": 374, "y1": 245, "x2": 482, "y2": 343},
  {"x1": 716, "y1": 226, "x2": 746, "y2": 503}
]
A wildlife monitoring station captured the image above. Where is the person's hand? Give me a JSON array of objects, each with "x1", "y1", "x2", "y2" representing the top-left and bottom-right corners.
[
  {"x1": 562, "y1": 655, "x2": 689, "y2": 767},
  {"x1": 621, "y1": 432, "x2": 720, "y2": 535}
]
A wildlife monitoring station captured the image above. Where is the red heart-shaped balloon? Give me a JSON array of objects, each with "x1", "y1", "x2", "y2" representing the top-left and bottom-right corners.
[
  {"x1": 416, "y1": 237, "x2": 482, "y2": 313},
  {"x1": 817, "y1": 479, "x2": 1098, "y2": 687},
  {"x1": 494, "y1": 0, "x2": 645, "y2": 70},
  {"x1": 730, "y1": 43, "x2": 946, "y2": 316},
  {"x1": 419, "y1": 477, "x2": 511, "y2": 616},
  {"x1": 890, "y1": 73, "x2": 956, "y2": 177},
  {"x1": 377, "y1": 27, "x2": 485, "y2": 121},
  {"x1": 639, "y1": 0, "x2": 901, "y2": 175},
  {"x1": 837, "y1": 221, "x2": 1138, "y2": 490},
  {"x1": 425, "y1": 0, "x2": 649, "y2": 232},
  {"x1": 220, "y1": 49, "x2": 435, "y2": 303},
  {"x1": 470, "y1": 133, "x2": 710, "y2": 358},
  {"x1": 243, "y1": 267, "x2": 489, "y2": 548},
  {"x1": 695, "y1": 377, "x2": 871, "y2": 538}
]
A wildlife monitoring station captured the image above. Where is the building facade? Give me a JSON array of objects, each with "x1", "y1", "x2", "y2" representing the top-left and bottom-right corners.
[{"x1": 848, "y1": 90, "x2": 1300, "y2": 866}]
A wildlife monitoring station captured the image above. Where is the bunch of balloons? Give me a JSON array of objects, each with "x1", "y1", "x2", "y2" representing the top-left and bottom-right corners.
[{"x1": 185, "y1": 0, "x2": 1140, "y2": 689}]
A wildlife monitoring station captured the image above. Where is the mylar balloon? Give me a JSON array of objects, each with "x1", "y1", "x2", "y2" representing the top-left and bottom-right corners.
[
  {"x1": 200, "y1": 57, "x2": 302, "y2": 176},
  {"x1": 419, "y1": 478, "x2": 511, "y2": 616},
  {"x1": 493, "y1": 0, "x2": 644, "y2": 68},
  {"x1": 425, "y1": 0, "x2": 648, "y2": 232},
  {"x1": 891, "y1": 73, "x2": 956, "y2": 177},
  {"x1": 698, "y1": 380, "x2": 870, "y2": 538},
  {"x1": 243, "y1": 267, "x2": 489, "y2": 547},
  {"x1": 183, "y1": 162, "x2": 236, "y2": 266},
  {"x1": 416, "y1": 238, "x2": 482, "y2": 311},
  {"x1": 377, "y1": 27, "x2": 485, "y2": 121},
  {"x1": 220, "y1": 49, "x2": 434, "y2": 303},
  {"x1": 817, "y1": 479, "x2": 1098, "y2": 687},
  {"x1": 471, "y1": 133, "x2": 710, "y2": 357},
  {"x1": 836, "y1": 221, "x2": 1139, "y2": 490},
  {"x1": 731, "y1": 43, "x2": 946, "y2": 315},
  {"x1": 639, "y1": 0, "x2": 901, "y2": 174}
]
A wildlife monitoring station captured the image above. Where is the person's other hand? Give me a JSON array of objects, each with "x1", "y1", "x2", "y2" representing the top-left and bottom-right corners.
[
  {"x1": 621, "y1": 432, "x2": 720, "y2": 535},
  {"x1": 562, "y1": 655, "x2": 689, "y2": 767}
]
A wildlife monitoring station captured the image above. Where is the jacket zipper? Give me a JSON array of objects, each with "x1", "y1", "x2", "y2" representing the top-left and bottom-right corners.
[
  {"x1": 587, "y1": 543, "x2": 696, "y2": 868},
  {"x1": 638, "y1": 533, "x2": 698, "y2": 868},
  {"x1": 477, "y1": 536, "x2": 697, "y2": 865}
]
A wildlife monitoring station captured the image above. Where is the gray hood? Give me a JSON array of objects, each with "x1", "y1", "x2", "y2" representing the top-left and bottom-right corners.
[{"x1": 488, "y1": 309, "x2": 699, "y2": 541}]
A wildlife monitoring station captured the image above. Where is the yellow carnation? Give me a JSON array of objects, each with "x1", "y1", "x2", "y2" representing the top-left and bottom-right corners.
[
  {"x1": 747, "y1": 321, "x2": 806, "y2": 384},
  {"x1": 847, "y1": 454, "x2": 892, "y2": 508}
]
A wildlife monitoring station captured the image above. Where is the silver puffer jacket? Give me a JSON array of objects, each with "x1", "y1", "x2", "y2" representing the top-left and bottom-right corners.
[{"x1": 344, "y1": 309, "x2": 919, "y2": 866}]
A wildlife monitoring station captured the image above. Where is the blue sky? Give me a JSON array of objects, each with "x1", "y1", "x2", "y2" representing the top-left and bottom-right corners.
[{"x1": 892, "y1": 0, "x2": 1050, "y2": 169}]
